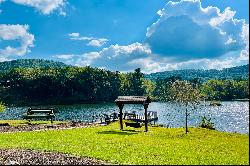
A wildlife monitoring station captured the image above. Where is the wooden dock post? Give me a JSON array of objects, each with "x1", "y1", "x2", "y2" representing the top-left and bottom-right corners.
[
  {"x1": 144, "y1": 104, "x2": 149, "y2": 132},
  {"x1": 118, "y1": 104, "x2": 124, "y2": 130}
]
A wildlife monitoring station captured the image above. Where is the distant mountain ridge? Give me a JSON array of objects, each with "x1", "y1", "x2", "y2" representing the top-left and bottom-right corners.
[
  {"x1": 0, "y1": 59, "x2": 68, "y2": 71},
  {"x1": 145, "y1": 64, "x2": 249, "y2": 82},
  {"x1": 0, "y1": 59, "x2": 249, "y2": 82}
]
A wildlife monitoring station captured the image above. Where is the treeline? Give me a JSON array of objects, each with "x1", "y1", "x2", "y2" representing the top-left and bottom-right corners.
[
  {"x1": 0, "y1": 67, "x2": 145, "y2": 106},
  {"x1": 146, "y1": 64, "x2": 249, "y2": 82},
  {"x1": 0, "y1": 59, "x2": 67, "y2": 72},
  {"x1": 0, "y1": 66, "x2": 248, "y2": 106},
  {"x1": 153, "y1": 76, "x2": 249, "y2": 101}
]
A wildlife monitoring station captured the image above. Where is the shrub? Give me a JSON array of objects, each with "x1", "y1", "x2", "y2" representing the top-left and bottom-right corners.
[
  {"x1": 0, "y1": 101, "x2": 5, "y2": 112},
  {"x1": 199, "y1": 116, "x2": 215, "y2": 130}
]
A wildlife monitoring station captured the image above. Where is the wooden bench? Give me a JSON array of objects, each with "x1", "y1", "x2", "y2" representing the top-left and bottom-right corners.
[
  {"x1": 125, "y1": 122, "x2": 142, "y2": 128},
  {"x1": 22, "y1": 108, "x2": 55, "y2": 123}
]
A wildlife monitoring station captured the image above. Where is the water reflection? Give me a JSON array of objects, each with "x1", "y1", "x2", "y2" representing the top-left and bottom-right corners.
[{"x1": 1, "y1": 101, "x2": 248, "y2": 134}]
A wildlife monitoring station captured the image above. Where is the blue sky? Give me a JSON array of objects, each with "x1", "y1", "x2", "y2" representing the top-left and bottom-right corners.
[{"x1": 0, "y1": 0, "x2": 249, "y2": 73}]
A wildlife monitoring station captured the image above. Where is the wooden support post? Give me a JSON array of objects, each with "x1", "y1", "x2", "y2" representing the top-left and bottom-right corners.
[
  {"x1": 118, "y1": 104, "x2": 124, "y2": 130},
  {"x1": 185, "y1": 108, "x2": 188, "y2": 134},
  {"x1": 144, "y1": 104, "x2": 149, "y2": 132}
]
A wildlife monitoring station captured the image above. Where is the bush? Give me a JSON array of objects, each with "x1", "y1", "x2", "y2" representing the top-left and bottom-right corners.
[
  {"x1": 199, "y1": 116, "x2": 215, "y2": 130},
  {"x1": 0, "y1": 101, "x2": 5, "y2": 112}
]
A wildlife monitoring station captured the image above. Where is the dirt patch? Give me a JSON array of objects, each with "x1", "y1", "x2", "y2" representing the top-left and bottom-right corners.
[
  {"x1": 0, "y1": 149, "x2": 109, "y2": 165},
  {"x1": 0, "y1": 121, "x2": 107, "y2": 133}
]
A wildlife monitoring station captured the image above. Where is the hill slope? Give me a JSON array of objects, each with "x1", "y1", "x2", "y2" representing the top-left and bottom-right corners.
[
  {"x1": 145, "y1": 64, "x2": 249, "y2": 82},
  {"x1": 0, "y1": 59, "x2": 68, "y2": 71}
]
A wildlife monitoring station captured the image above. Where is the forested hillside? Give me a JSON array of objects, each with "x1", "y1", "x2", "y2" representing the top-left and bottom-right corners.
[
  {"x1": 0, "y1": 59, "x2": 248, "y2": 106},
  {"x1": 145, "y1": 64, "x2": 249, "y2": 82},
  {"x1": 0, "y1": 59, "x2": 68, "y2": 71}
]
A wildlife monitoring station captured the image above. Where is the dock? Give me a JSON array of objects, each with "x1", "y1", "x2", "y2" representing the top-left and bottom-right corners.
[
  {"x1": 123, "y1": 111, "x2": 158, "y2": 123},
  {"x1": 99, "y1": 111, "x2": 158, "y2": 124}
]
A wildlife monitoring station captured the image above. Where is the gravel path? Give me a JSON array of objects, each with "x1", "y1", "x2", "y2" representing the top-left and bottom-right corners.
[
  {"x1": 0, "y1": 122, "x2": 106, "y2": 133},
  {"x1": 0, "y1": 149, "x2": 109, "y2": 165}
]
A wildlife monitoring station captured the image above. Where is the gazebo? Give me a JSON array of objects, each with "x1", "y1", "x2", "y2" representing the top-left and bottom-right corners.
[{"x1": 115, "y1": 96, "x2": 151, "y2": 132}]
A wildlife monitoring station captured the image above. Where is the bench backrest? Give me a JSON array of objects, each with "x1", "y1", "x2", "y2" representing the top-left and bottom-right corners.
[{"x1": 27, "y1": 108, "x2": 54, "y2": 115}]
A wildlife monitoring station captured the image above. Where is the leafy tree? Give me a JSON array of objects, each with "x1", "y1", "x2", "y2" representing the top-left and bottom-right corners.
[{"x1": 169, "y1": 80, "x2": 203, "y2": 134}]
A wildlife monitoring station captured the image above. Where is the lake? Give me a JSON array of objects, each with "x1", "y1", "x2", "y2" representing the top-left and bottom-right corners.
[{"x1": 1, "y1": 101, "x2": 249, "y2": 134}]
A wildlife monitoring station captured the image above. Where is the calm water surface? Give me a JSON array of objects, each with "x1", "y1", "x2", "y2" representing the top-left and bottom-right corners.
[{"x1": 1, "y1": 101, "x2": 249, "y2": 134}]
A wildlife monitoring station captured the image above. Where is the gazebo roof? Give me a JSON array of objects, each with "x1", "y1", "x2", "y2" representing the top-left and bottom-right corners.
[{"x1": 115, "y1": 96, "x2": 151, "y2": 105}]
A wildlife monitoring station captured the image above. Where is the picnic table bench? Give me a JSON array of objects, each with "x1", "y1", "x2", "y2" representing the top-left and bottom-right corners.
[{"x1": 22, "y1": 108, "x2": 55, "y2": 123}]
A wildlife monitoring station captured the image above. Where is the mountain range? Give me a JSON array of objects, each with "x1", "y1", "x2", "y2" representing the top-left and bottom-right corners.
[
  {"x1": 0, "y1": 59, "x2": 248, "y2": 82},
  {"x1": 145, "y1": 64, "x2": 249, "y2": 82}
]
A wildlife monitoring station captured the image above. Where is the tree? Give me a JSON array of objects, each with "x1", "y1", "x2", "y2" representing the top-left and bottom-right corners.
[
  {"x1": 153, "y1": 76, "x2": 182, "y2": 101},
  {"x1": 0, "y1": 101, "x2": 5, "y2": 112},
  {"x1": 169, "y1": 80, "x2": 203, "y2": 134}
]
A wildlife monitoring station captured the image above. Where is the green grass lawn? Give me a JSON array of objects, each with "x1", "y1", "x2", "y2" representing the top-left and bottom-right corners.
[
  {"x1": 0, "y1": 121, "x2": 248, "y2": 165},
  {"x1": 0, "y1": 120, "x2": 66, "y2": 126}
]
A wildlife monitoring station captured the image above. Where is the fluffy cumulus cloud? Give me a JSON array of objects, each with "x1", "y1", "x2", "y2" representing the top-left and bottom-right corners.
[
  {"x1": 68, "y1": 33, "x2": 108, "y2": 47},
  {"x1": 55, "y1": 42, "x2": 151, "y2": 71},
  {"x1": 59, "y1": 0, "x2": 248, "y2": 73},
  {"x1": 146, "y1": 0, "x2": 248, "y2": 62},
  {"x1": 11, "y1": 0, "x2": 66, "y2": 15},
  {"x1": 240, "y1": 24, "x2": 249, "y2": 60},
  {"x1": 0, "y1": 24, "x2": 34, "y2": 61}
]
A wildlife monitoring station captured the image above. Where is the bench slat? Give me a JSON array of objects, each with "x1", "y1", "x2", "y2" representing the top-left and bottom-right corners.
[
  {"x1": 30, "y1": 110, "x2": 52, "y2": 112},
  {"x1": 23, "y1": 108, "x2": 55, "y2": 123}
]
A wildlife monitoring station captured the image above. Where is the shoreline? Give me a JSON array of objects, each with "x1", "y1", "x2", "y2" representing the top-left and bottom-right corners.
[{"x1": 4, "y1": 99, "x2": 249, "y2": 107}]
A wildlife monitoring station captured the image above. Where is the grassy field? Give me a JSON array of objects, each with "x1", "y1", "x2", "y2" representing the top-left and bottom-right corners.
[
  {"x1": 0, "y1": 121, "x2": 248, "y2": 165},
  {"x1": 0, "y1": 120, "x2": 66, "y2": 126}
]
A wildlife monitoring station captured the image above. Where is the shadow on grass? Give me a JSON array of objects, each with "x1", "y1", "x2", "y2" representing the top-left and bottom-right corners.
[{"x1": 97, "y1": 130, "x2": 140, "y2": 135}]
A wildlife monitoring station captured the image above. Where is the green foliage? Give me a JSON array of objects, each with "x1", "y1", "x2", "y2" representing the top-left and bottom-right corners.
[
  {"x1": 152, "y1": 76, "x2": 249, "y2": 102},
  {"x1": 201, "y1": 79, "x2": 249, "y2": 100},
  {"x1": 0, "y1": 66, "x2": 148, "y2": 106},
  {"x1": 146, "y1": 64, "x2": 249, "y2": 82},
  {"x1": 142, "y1": 79, "x2": 155, "y2": 99},
  {"x1": 0, "y1": 59, "x2": 68, "y2": 72},
  {"x1": 0, "y1": 59, "x2": 248, "y2": 106},
  {"x1": 0, "y1": 101, "x2": 5, "y2": 112},
  {"x1": 0, "y1": 122, "x2": 248, "y2": 165},
  {"x1": 199, "y1": 116, "x2": 215, "y2": 130},
  {"x1": 169, "y1": 80, "x2": 202, "y2": 104},
  {"x1": 153, "y1": 76, "x2": 181, "y2": 101},
  {"x1": 119, "y1": 68, "x2": 145, "y2": 96}
]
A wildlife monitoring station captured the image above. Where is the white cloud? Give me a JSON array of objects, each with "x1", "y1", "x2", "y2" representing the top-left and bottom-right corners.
[
  {"x1": 146, "y1": 0, "x2": 248, "y2": 62},
  {"x1": 75, "y1": 52, "x2": 101, "y2": 66},
  {"x1": 0, "y1": 24, "x2": 35, "y2": 61},
  {"x1": 11, "y1": 0, "x2": 66, "y2": 15},
  {"x1": 68, "y1": 33, "x2": 79, "y2": 38},
  {"x1": 53, "y1": 54, "x2": 74, "y2": 60},
  {"x1": 209, "y1": 7, "x2": 236, "y2": 27},
  {"x1": 55, "y1": 42, "x2": 151, "y2": 71},
  {"x1": 129, "y1": 53, "x2": 248, "y2": 74},
  {"x1": 225, "y1": 37, "x2": 236, "y2": 45},
  {"x1": 87, "y1": 39, "x2": 109, "y2": 47},
  {"x1": 240, "y1": 24, "x2": 249, "y2": 60},
  {"x1": 57, "y1": 0, "x2": 249, "y2": 73},
  {"x1": 68, "y1": 32, "x2": 108, "y2": 47}
]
